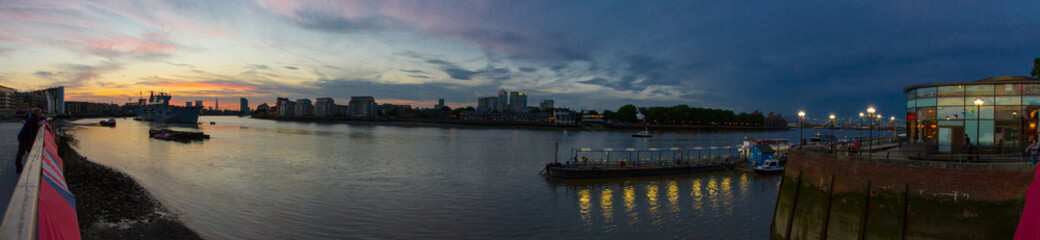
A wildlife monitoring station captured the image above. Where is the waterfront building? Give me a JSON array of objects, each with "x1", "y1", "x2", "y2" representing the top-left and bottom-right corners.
[
  {"x1": 554, "y1": 111, "x2": 578, "y2": 125},
  {"x1": 21, "y1": 86, "x2": 64, "y2": 114},
  {"x1": 240, "y1": 98, "x2": 249, "y2": 115},
  {"x1": 195, "y1": 100, "x2": 204, "y2": 110},
  {"x1": 314, "y1": 97, "x2": 335, "y2": 117},
  {"x1": 539, "y1": 99, "x2": 554, "y2": 111},
  {"x1": 294, "y1": 99, "x2": 313, "y2": 116},
  {"x1": 275, "y1": 97, "x2": 294, "y2": 117},
  {"x1": 348, "y1": 96, "x2": 378, "y2": 118},
  {"x1": 904, "y1": 76, "x2": 1040, "y2": 153},
  {"x1": 477, "y1": 97, "x2": 498, "y2": 112},
  {"x1": 509, "y1": 91, "x2": 527, "y2": 112},
  {"x1": 0, "y1": 85, "x2": 16, "y2": 117},
  {"x1": 497, "y1": 89, "x2": 508, "y2": 112},
  {"x1": 65, "y1": 101, "x2": 119, "y2": 114},
  {"x1": 186, "y1": 101, "x2": 193, "y2": 107}
]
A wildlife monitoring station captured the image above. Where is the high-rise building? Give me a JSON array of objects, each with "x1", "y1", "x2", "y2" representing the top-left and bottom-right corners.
[
  {"x1": 348, "y1": 96, "x2": 378, "y2": 118},
  {"x1": 478, "y1": 97, "x2": 498, "y2": 112},
  {"x1": 497, "y1": 89, "x2": 509, "y2": 112},
  {"x1": 509, "y1": 91, "x2": 527, "y2": 112},
  {"x1": 195, "y1": 100, "x2": 204, "y2": 110},
  {"x1": 314, "y1": 97, "x2": 335, "y2": 117},
  {"x1": 240, "y1": 98, "x2": 249, "y2": 115},
  {"x1": 539, "y1": 99, "x2": 554, "y2": 111},
  {"x1": 294, "y1": 99, "x2": 313, "y2": 116},
  {"x1": 434, "y1": 98, "x2": 445, "y2": 110}
]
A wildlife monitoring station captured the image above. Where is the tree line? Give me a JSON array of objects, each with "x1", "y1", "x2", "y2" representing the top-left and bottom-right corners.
[{"x1": 593, "y1": 104, "x2": 786, "y2": 127}]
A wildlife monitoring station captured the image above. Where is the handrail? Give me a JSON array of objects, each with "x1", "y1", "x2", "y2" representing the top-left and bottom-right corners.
[{"x1": 0, "y1": 126, "x2": 45, "y2": 239}]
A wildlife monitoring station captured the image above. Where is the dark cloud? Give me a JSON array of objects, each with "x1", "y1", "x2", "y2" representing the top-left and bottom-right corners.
[
  {"x1": 293, "y1": 10, "x2": 383, "y2": 34},
  {"x1": 518, "y1": 67, "x2": 536, "y2": 72},
  {"x1": 400, "y1": 69, "x2": 427, "y2": 74},
  {"x1": 442, "y1": 68, "x2": 478, "y2": 80},
  {"x1": 284, "y1": 66, "x2": 298, "y2": 70},
  {"x1": 407, "y1": 75, "x2": 430, "y2": 79},
  {"x1": 32, "y1": 61, "x2": 123, "y2": 88}
]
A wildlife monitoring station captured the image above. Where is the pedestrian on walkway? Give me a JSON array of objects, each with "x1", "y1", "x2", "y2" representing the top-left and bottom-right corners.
[{"x1": 15, "y1": 108, "x2": 44, "y2": 173}]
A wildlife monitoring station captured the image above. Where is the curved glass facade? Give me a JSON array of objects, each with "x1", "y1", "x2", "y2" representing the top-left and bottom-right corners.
[{"x1": 905, "y1": 77, "x2": 1040, "y2": 153}]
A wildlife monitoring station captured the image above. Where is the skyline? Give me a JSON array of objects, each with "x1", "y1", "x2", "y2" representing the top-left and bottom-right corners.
[{"x1": 0, "y1": 0, "x2": 1038, "y2": 118}]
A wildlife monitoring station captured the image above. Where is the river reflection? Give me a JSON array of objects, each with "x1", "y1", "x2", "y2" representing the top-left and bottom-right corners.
[{"x1": 549, "y1": 171, "x2": 779, "y2": 238}]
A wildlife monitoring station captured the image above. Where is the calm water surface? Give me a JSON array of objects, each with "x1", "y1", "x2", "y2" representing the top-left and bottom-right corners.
[{"x1": 70, "y1": 116, "x2": 882, "y2": 239}]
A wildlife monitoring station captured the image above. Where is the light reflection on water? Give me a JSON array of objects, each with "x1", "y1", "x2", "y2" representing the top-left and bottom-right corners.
[{"x1": 64, "y1": 116, "x2": 825, "y2": 239}]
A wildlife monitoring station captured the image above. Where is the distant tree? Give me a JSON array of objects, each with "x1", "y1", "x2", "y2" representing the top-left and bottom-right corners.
[
  {"x1": 529, "y1": 108, "x2": 541, "y2": 113},
  {"x1": 602, "y1": 110, "x2": 616, "y2": 121},
  {"x1": 1033, "y1": 57, "x2": 1040, "y2": 78},
  {"x1": 616, "y1": 105, "x2": 639, "y2": 122},
  {"x1": 587, "y1": 110, "x2": 599, "y2": 115}
]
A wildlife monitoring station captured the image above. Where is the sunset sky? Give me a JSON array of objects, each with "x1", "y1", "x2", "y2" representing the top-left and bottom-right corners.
[{"x1": 0, "y1": 0, "x2": 1037, "y2": 121}]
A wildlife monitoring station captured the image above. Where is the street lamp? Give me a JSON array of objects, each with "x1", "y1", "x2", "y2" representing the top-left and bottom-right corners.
[
  {"x1": 974, "y1": 98, "x2": 984, "y2": 160},
  {"x1": 798, "y1": 111, "x2": 806, "y2": 146},
  {"x1": 867, "y1": 107, "x2": 876, "y2": 157},
  {"x1": 829, "y1": 114, "x2": 836, "y2": 140},
  {"x1": 859, "y1": 112, "x2": 865, "y2": 137}
]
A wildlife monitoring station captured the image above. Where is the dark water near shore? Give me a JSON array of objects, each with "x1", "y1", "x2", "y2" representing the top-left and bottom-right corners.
[{"x1": 68, "y1": 116, "x2": 884, "y2": 239}]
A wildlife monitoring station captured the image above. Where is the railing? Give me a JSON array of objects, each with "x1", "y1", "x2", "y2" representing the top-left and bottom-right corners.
[
  {"x1": 799, "y1": 137, "x2": 1034, "y2": 163},
  {"x1": 0, "y1": 126, "x2": 45, "y2": 239},
  {"x1": 566, "y1": 146, "x2": 739, "y2": 168}
]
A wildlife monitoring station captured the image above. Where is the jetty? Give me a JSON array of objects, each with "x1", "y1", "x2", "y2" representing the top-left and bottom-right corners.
[{"x1": 543, "y1": 146, "x2": 741, "y2": 179}]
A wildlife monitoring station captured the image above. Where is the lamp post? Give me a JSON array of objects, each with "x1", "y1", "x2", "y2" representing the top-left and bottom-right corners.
[
  {"x1": 798, "y1": 111, "x2": 806, "y2": 147},
  {"x1": 974, "y1": 98, "x2": 983, "y2": 161},
  {"x1": 829, "y1": 114, "x2": 836, "y2": 141},
  {"x1": 877, "y1": 114, "x2": 882, "y2": 140},
  {"x1": 867, "y1": 107, "x2": 876, "y2": 157},
  {"x1": 859, "y1": 112, "x2": 865, "y2": 137}
]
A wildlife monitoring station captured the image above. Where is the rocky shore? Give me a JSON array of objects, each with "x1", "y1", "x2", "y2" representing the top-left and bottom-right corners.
[{"x1": 54, "y1": 124, "x2": 202, "y2": 239}]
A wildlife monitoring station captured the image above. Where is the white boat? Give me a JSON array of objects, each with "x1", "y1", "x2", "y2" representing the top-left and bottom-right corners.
[
  {"x1": 753, "y1": 157, "x2": 784, "y2": 174},
  {"x1": 632, "y1": 129, "x2": 651, "y2": 137}
]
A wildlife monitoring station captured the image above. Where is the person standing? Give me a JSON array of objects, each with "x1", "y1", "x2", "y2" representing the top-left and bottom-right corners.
[{"x1": 15, "y1": 108, "x2": 44, "y2": 173}]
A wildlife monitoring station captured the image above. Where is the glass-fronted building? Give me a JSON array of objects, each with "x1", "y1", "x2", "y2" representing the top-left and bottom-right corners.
[{"x1": 904, "y1": 76, "x2": 1040, "y2": 153}]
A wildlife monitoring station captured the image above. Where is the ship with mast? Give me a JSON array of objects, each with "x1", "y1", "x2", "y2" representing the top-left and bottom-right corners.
[{"x1": 136, "y1": 91, "x2": 202, "y2": 123}]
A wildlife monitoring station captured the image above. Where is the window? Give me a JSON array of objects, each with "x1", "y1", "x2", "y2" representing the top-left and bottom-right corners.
[
  {"x1": 937, "y1": 106, "x2": 964, "y2": 120},
  {"x1": 916, "y1": 107, "x2": 936, "y2": 120},
  {"x1": 995, "y1": 106, "x2": 1023, "y2": 120},
  {"x1": 1026, "y1": 84, "x2": 1040, "y2": 95},
  {"x1": 939, "y1": 85, "x2": 964, "y2": 97},
  {"x1": 917, "y1": 87, "x2": 937, "y2": 98},
  {"x1": 994, "y1": 96, "x2": 1021, "y2": 106},
  {"x1": 907, "y1": 89, "x2": 916, "y2": 100},
  {"x1": 938, "y1": 97, "x2": 963, "y2": 106},
  {"x1": 916, "y1": 98, "x2": 937, "y2": 107},
  {"x1": 965, "y1": 85, "x2": 994, "y2": 96},
  {"x1": 996, "y1": 84, "x2": 1021, "y2": 95}
]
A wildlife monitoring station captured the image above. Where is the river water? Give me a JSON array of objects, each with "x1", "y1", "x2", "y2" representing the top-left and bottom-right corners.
[{"x1": 68, "y1": 116, "x2": 884, "y2": 239}]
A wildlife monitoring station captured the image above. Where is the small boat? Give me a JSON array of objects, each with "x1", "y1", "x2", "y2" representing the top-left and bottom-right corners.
[
  {"x1": 99, "y1": 118, "x2": 116, "y2": 127},
  {"x1": 753, "y1": 157, "x2": 784, "y2": 174},
  {"x1": 809, "y1": 132, "x2": 837, "y2": 142},
  {"x1": 149, "y1": 129, "x2": 210, "y2": 141},
  {"x1": 210, "y1": 121, "x2": 215, "y2": 125},
  {"x1": 632, "y1": 127, "x2": 652, "y2": 138}
]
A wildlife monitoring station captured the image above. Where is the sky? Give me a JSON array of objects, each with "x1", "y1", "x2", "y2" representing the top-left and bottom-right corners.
[{"x1": 0, "y1": 0, "x2": 1037, "y2": 122}]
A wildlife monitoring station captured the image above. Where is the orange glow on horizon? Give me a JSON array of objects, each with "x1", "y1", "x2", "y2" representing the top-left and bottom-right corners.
[{"x1": 157, "y1": 82, "x2": 256, "y2": 90}]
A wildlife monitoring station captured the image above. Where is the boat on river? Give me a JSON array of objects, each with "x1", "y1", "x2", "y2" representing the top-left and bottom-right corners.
[
  {"x1": 631, "y1": 127, "x2": 652, "y2": 137},
  {"x1": 149, "y1": 129, "x2": 210, "y2": 141},
  {"x1": 752, "y1": 158, "x2": 784, "y2": 174},
  {"x1": 543, "y1": 147, "x2": 737, "y2": 179},
  {"x1": 99, "y1": 118, "x2": 116, "y2": 127},
  {"x1": 137, "y1": 91, "x2": 202, "y2": 123}
]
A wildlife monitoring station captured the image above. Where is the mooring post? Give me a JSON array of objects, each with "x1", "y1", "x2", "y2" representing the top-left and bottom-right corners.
[
  {"x1": 901, "y1": 183, "x2": 909, "y2": 240},
  {"x1": 785, "y1": 172, "x2": 803, "y2": 240},
  {"x1": 821, "y1": 174, "x2": 836, "y2": 239},
  {"x1": 860, "y1": 180, "x2": 872, "y2": 240}
]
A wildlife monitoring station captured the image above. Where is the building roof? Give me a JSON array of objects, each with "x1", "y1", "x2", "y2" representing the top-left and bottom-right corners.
[
  {"x1": 753, "y1": 145, "x2": 775, "y2": 154},
  {"x1": 903, "y1": 76, "x2": 1040, "y2": 93}
]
